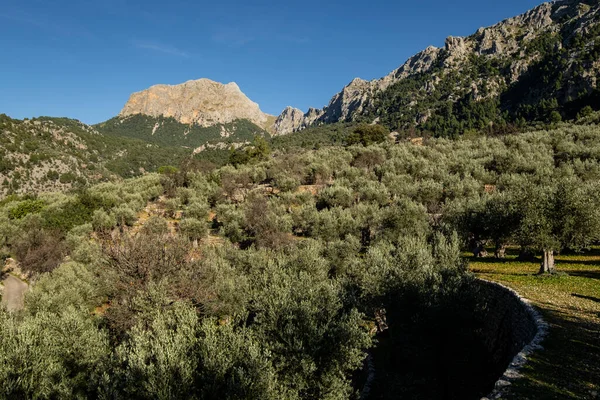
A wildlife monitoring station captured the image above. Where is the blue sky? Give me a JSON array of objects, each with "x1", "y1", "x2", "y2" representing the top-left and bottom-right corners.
[{"x1": 0, "y1": 0, "x2": 545, "y2": 124}]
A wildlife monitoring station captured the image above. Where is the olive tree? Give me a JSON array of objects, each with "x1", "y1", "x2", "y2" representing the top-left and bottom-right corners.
[
  {"x1": 178, "y1": 218, "x2": 207, "y2": 247},
  {"x1": 513, "y1": 177, "x2": 600, "y2": 273}
]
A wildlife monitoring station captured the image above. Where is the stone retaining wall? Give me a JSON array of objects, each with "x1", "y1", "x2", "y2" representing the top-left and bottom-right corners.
[{"x1": 476, "y1": 279, "x2": 548, "y2": 400}]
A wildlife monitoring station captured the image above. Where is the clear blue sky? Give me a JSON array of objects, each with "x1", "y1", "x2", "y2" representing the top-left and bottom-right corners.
[{"x1": 0, "y1": 0, "x2": 545, "y2": 124}]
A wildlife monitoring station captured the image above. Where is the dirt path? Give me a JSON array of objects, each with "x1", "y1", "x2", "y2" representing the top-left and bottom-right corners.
[{"x1": 1, "y1": 275, "x2": 28, "y2": 312}]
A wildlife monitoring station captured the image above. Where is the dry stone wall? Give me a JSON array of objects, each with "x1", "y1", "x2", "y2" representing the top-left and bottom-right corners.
[{"x1": 476, "y1": 279, "x2": 548, "y2": 400}]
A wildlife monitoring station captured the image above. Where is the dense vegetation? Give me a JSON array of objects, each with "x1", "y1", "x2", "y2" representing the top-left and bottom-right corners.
[
  {"x1": 96, "y1": 114, "x2": 269, "y2": 148},
  {"x1": 3, "y1": 5, "x2": 600, "y2": 398},
  {"x1": 0, "y1": 115, "x2": 196, "y2": 195},
  {"x1": 2, "y1": 120, "x2": 600, "y2": 399}
]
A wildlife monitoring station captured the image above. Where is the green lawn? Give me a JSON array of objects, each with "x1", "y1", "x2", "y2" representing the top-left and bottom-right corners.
[{"x1": 470, "y1": 250, "x2": 600, "y2": 399}]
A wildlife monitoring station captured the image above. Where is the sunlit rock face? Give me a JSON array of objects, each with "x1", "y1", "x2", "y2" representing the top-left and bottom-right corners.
[{"x1": 120, "y1": 78, "x2": 272, "y2": 129}]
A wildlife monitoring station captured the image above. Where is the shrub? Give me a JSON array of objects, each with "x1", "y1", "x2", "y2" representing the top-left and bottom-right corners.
[
  {"x1": 317, "y1": 184, "x2": 354, "y2": 209},
  {"x1": 46, "y1": 170, "x2": 59, "y2": 181},
  {"x1": 141, "y1": 215, "x2": 169, "y2": 236},
  {"x1": 8, "y1": 200, "x2": 45, "y2": 220},
  {"x1": 59, "y1": 172, "x2": 77, "y2": 184},
  {"x1": 113, "y1": 205, "x2": 137, "y2": 228},
  {"x1": 184, "y1": 200, "x2": 210, "y2": 221},
  {"x1": 91, "y1": 209, "x2": 116, "y2": 233},
  {"x1": 178, "y1": 218, "x2": 207, "y2": 243},
  {"x1": 12, "y1": 229, "x2": 67, "y2": 275},
  {"x1": 347, "y1": 124, "x2": 390, "y2": 146}
]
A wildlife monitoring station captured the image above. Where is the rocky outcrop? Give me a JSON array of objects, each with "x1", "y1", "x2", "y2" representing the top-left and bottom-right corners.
[
  {"x1": 274, "y1": 0, "x2": 598, "y2": 135},
  {"x1": 120, "y1": 78, "x2": 273, "y2": 130},
  {"x1": 389, "y1": 45, "x2": 442, "y2": 82},
  {"x1": 319, "y1": 78, "x2": 378, "y2": 123},
  {"x1": 273, "y1": 45, "x2": 444, "y2": 134},
  {"x1": 273, "y1": 106, "x2": 307, "y2": 135}
]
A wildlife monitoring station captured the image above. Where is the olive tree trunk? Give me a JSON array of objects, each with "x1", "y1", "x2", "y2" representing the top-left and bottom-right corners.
[
  {"x1": 494, "y1": 243, "x2": 506, "y2": 259},
  {"x1": 539, "y1": 249, "x2": 555, "y2": 274}
]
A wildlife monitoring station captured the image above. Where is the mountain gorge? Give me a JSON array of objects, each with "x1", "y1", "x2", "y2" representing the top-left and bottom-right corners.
[{"x1": 275, "y1": 0, "x2": 600, "y2": 136}]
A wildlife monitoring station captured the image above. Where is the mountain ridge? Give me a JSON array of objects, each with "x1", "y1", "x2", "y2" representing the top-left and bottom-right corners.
[{"x1": 274, "y1": 0, "x2": 600, "y2": 135}]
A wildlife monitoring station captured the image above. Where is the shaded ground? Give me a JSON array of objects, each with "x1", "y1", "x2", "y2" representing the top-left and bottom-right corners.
[
  {"x1": 471, "y1": 251, "x2": 600, "y2": 400},
  {"x1": 1, "y1": 274, "x2": 28, "y2": 311}
]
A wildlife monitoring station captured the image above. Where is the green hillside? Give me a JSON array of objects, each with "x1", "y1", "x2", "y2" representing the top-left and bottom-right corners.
[
  {"x1": 95, "y1": 114, "x2": 270, "y2": 148},
  {"x1": 0, "y1": 115, "x2": 192, "y2": 196},
  {"x1": 1, "y1": 122, "x2": 600, "y2": 398},
  {"x1": 361, "y1": 2, "x2": 600, "y2": 137}
]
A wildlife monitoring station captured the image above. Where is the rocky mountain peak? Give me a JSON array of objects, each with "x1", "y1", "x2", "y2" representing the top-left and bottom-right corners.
[
  {"x1": 119, "y1": 78, "x2": 273, "y2": 129},
  {"x1": 273, "y1": 106, "x2": 306, "y2": 135}
]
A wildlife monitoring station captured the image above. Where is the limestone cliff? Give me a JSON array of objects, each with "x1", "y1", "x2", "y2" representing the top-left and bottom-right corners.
[{"x1": 119, "y1": 78, "x2": 273, "y2": 130}]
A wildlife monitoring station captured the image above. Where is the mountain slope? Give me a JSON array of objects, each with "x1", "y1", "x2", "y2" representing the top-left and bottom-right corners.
[
  {"x1": 96, "y1": 114, "x2": 270, "y2": 151},
  {"x1": 97, "y1": 78, "x2": 276, "y2": 151},
  {"x1": 0, "y1": 115, "x2": 191, "y2": 197},
  {"x1": 275, "y1": 0, "x2": 600, "y2": 136}
]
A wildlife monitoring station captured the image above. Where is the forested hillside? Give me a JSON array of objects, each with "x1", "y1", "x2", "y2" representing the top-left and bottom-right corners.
[
  {"x1": 0, "y1": 115, "x2": 194, "y2": 196},
  {"x1": 96, "y1": 115, "x2": 270, "y2": 150},
  {"x1": 2, "y1": 122, "x2": 600, "y2": 399}
]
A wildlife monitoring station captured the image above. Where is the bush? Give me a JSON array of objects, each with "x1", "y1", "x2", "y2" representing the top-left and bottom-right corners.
[
  {"x1": 141, "y1": 215, "x2": 169, "y2": 236},
  {"x1": 273, "y1": 175, "x2": 300, "y2": 192},
  {"x1": 42, "y1": 200, "x2": 94, "y2": 232},
  {"x1": 184, "y1": 200, "x2": 210, "y2": 221},
  {"x1": 12, "y1": 229, "x2": 67, "y2": 275},
  {"x1": 178, "y1": 218, "x2": 207, "y2": 242},
  {"x1": 8, "y1": 200, "x2": 45, "y2": 220},
  {"x1": 59, "y1": 172, "x2": 77, "y2": 184},
  {"x1": 317, "y1": 184, "x2": 354, "y2": 209},
  {"x1": 46, "y1": 170, "x2": 59, "y2": 181},
  {"x1": 113, "y1": 205, "x2": 137, "y2": 228},
  {"x1": 347, "y1": 124, "x2": 390, "y2": 146},
  {"x1": 91, "y1": 209, "x2": 116, "y2": 233}
]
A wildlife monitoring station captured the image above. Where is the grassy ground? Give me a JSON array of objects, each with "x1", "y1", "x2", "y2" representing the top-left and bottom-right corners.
[{"x1": 470, "y1": 249, "x2": 600, "y2": 400}]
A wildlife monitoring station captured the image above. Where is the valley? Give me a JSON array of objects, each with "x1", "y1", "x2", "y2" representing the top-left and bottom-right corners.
[{"x1": 1, "y1": 0, "x2": 600, "y2": 399}]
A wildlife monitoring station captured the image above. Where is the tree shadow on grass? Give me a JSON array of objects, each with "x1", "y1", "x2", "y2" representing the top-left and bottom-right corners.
[
  {"x1": 469, "y1": 256, "x2": 516, "y2": 264},
  {"x1": 562, "y1": 269, "x2": 600, "y2": 281},
  {"x1": 507, "y1": 307, "x2": 600, "y2": 399},
  {"x1": 555, "y1": 258, "x2": 600, "y2": 268},
  {"x1": 572, "y1": 293, "x2": 600, "y2": 304}
]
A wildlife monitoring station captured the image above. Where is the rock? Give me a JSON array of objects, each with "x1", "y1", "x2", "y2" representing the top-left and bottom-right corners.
[
  {"x1": 304, "y1": 107, "x2": 325, "y2": 126},
  {"x1": 273, "y1": 106, "x2": 306, "y2": 136},
  {"x1": 445, "y1": 36, "x2": 467, "y2": 55},
  {"x1": 319, "y1": 77, "x2": 378, "y2": 124},
  {"x1": 390, "y1": 45, "x2": 442, "y2": 81},
  {"x1": 119, "y1": 78, "x2": 273, "y2": 130},
  {"x1": 272, "y1": 45, "x2": 444, "y2": 135}
]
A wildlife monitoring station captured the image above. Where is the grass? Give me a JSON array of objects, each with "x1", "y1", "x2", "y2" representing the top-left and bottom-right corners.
[{"x1": 470, "y1": 249, "x2": 600, "y2": 399}]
